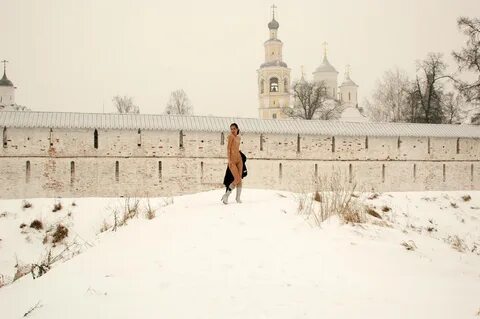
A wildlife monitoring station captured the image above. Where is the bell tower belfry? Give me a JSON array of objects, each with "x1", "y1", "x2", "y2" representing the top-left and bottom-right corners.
[{"x1": 257, "y1": 5, "x2": 291, "y2": 119}]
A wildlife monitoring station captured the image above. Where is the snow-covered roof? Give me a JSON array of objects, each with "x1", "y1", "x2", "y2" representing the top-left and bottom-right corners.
[
  {"x1": 1, "y1": 111, "x2": 480, "y2": 138},
  {"x1": 340, "y1": 107, "x2": 368, "y2": 123}
]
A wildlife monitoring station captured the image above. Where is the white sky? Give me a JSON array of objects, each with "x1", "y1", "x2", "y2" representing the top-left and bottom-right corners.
[{"x1": 1, "y1": 0, "x2": 479, "y2": 118}]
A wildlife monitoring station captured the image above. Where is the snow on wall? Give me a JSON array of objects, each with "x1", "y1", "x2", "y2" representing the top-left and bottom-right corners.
[{"x1": 1, "y1": 127, "x2": 479, "y2": 198}]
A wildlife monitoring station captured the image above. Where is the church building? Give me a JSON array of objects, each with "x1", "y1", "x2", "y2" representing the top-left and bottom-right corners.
[{"x1": 258, "y1": 7, "x2": 363, "y2": 121}]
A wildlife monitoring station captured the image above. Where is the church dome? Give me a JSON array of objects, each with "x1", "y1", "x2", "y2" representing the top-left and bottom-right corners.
[
  {"x1": 313, "y1": 56, "x2": 338, "y2": 74},
  {"x1": 340, "y1": 76, "x2": 358, "y2": 87},
  {"x1": 268, "y1": 18, "x2": 279, "y2": 30},
  {"x1": 0, "y1": 72, "x2": 13, "y2": 87}
]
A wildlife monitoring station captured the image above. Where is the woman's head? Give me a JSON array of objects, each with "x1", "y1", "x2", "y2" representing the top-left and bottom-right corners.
[{"x1": 230, "y1": 123, "x2": 239, "y2": 135}]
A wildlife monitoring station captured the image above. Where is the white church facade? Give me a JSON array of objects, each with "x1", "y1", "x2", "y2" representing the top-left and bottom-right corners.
[{"x1": 257, "y1": 9, "x2": 365, "y2": 122}]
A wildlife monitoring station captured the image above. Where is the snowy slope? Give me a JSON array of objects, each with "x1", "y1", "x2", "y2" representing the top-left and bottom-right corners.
[{"x1": 0, "y1": 190, "x2": 479, "y2": 319}]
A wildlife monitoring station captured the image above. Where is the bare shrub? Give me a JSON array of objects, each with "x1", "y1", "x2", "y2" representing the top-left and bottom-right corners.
[
  {"x1": 122, "y1": 197, "x2": 140, "y2": 225},
  {"x1": 366, "y1": 207, "x2": 382, "y2": 219},
  {"x1": 298, "y1": 172, "x2": 366, "y2": 226},
  {"x1": 31, "y1": 240, "x2": 86, "y2": 279},
  {"x1": 19, "y1": 223, "x2": 27, "y2": 229},
  {"x1": 29, "y1": 220, "x2": 43, "y2": 230},
  {"x1": 14, "y1": 262, "x2": 31, "y2": 282},
  {"x1": 461, "y1": 195, "x2": 471, "y2": 202},
  {"x1": 382, "y1": 206, "x2": 391, "y2": 212},
  {"x1": 0, "y1": 212, "x2": 7, "y2": 218},
  {"x1": 341, "y1": 200, "x2": 366, "y2": 224},
  {"x1": 111, "y1": 197, "x2": 141, "y2": 231},
  {"x1": 401, "y1": 240, "x2": 417, "y2": 251},
  {"x1": 144, "y1": 199, "x2": 157, "y2": 220},
  {"x1": 52, "y1": 224, "x2": 68, "y2": 244},
  {"x1": 52, "y1": 201, "x2": 63, "y2": 212},
  {"x1": 71, "y1": 201, "x2": 77, "y2": 206},
  {"x1": 450, "y1": 202, "x2": 458, "y2": 208},
  {"x1": 31, "y1": 250, "x2": 52, "y2": 279},
  {"x1": 23, "y1": 301, "x2": 42, "y2": 317},
  {"x1": 22, "y1": 200, "x2": 33, "y2": 209},
  {"x1": 448, "y1": 235, "x2": 467, "y2": 252},
  {"x1": 99, "y1": 220, "x2": 111, "y2": 233}
]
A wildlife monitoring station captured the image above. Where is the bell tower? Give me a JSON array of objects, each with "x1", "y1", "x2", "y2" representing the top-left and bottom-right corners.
[{"x1": 257, "y1": 5, "x2": 291, "y2": 119}]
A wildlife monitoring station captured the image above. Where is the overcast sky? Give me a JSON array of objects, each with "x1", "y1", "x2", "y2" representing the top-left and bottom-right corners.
[{"x1": 1, "y1": 0, "x2": 479, "y2": 117}]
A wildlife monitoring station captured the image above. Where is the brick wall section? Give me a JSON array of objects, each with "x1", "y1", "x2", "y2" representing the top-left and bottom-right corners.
[{"x1": 1, "y1": 127, "x2": 479, "y2": 198}]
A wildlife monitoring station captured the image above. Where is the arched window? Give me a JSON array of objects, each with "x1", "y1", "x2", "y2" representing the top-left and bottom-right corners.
[
  {"x1": 284, "y1": 78, "x2": 289, "y2": 92},
  {"x1": 260, "y1": 80, "x2": 265, "y2": 94},
  {"x1": 270, "y1": 77, "x2": 279, "y2": 92}
]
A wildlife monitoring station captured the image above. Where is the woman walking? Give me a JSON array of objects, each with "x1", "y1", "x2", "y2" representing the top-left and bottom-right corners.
[{"x1": 222, "y1": 123, "x2": 245, "y2": 204}]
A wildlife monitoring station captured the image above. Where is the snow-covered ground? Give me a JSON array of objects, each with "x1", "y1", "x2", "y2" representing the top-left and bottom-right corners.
[{"x1": 0, "y1": 190, "x2": 479, "y2": 318}]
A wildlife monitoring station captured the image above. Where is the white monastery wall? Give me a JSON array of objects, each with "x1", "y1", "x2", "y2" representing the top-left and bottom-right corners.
[{"x1": 1, "y1": 127, "x2": 479, "y2": 198}]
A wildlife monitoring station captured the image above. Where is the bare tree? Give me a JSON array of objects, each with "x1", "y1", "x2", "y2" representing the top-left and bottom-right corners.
[
  {"x1": 411, "y1": 53, "x2": 450, "y2": 123},
  {"x1": 283, "y1": 80, "x2": 343, "y2": 120},
  {"x1": 164, "y1": 89, "x2": 193, "y2": 115},
  {"x1": 442, "y1": 92, "x2": 467, "y2": 124},
  {"x1": 471, "y1": 109, "x2": 480, "y2": 124},
  {"x1": 364, "y1": 68, "x2": 412, "y2": 122},
  {"x1": 112, "y1": 95, "x2": 140, "y2": 114},
  {"x1": 452, "y1": 17, "x2": 480, "y2": 103}
]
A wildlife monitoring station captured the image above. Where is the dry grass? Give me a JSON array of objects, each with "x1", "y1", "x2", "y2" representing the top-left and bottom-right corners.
[
  {"x1": 99, "y1": 220, "x2": 111, "y2": 233},
  {"x1": 52, "y1": 224, "x2": 69, "y2": 244},
  {"x1": 144, "y1": 199, "x2": 157, "y2": 220},
  {"x1": 22, "y1": 200, "x2": 33, "y2": 209},
  {"x1": 298, "y1": 172, "x2": 366, "y2": 226},
  {"x1": 461, "y1": 195, "x2": 471, "y2": 202},
  {"x1": 401, "y1": 240, "x2": 417, "y2": 251},
  {"x1": 13, "y1": 262, "x2": 31, "y2": 282},
  {"x1": 448, "y1": 235, "x2": 467, "y2": 253},
  {"x1": 52, "y1": 202, "x2": 63, "y2": 212},
  {"x1": 29, "y1": 220, "x2": 43, "y2": 230}
]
